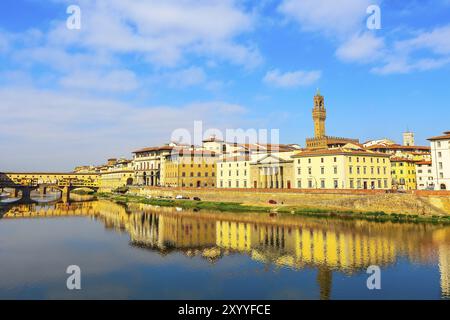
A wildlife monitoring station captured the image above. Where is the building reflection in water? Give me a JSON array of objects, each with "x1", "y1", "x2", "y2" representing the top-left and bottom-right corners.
[{"x1": 2, "y1": 200, "x2": 450, "y2": 299}]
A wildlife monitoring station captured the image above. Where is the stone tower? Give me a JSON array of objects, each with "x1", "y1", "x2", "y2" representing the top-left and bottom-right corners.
[
  {"x1": 312, "y1": 89, "x2": 326, "y2": 138},
  {"x1": 403, "y1": 131, "x2": 415, "y2": 146}
]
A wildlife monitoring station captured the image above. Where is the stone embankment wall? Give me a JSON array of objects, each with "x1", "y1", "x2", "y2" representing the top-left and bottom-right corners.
[{"x1": 117, "y1": 187, "x2": 450, "y2": 216}]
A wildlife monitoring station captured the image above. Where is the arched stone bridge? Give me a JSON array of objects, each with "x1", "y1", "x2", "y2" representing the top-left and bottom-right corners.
[{"x1": 0, "y1": 172, "x2": 100, "y2": 203}]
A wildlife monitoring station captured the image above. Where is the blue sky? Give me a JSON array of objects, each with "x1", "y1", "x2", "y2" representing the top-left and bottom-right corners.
[{"x1": 0, "y1": 0, "x2": 449, "y2": 171}]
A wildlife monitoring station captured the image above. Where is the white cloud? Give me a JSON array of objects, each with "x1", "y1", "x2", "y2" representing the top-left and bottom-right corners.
[
  {"x1": 278, "y1": 0, "x2": 374, "y2": 36},
  {"x1": 161, "y1": 67, "x2": 206, "y2": 88},
  {"x1": 372, "y1": 25, "x2": 450, "y2": 74},
  {"x1": 44, "y1": 0, "x2": 260, "y2": 68},
  {"x1": 60, "y1": 70, "x2": 139, "y2": 92},
  {"x1": 0, "y1": 87, "x2": 248, "y2": 171},
  {"x1": 394, "y1": 25, "x2": 450, "y2": 56},
  {"x1": 336, "y1": 32, "x2": 385, "y2": 63},
  {"x1": 263, "y1": 69, "x2": 321, "y2": 88}
]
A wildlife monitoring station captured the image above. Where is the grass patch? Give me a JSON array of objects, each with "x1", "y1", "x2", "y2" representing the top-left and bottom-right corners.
[{"x1": 95, "y1": 192, "x2": 450, "y2": 225}]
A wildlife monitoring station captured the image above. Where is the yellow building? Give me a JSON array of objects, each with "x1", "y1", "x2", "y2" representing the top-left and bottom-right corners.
[
  {"x1": 391, "y1": 158, "x2": 417, "y2": 190},
  {"x1": 292, "y1": 145, "x2": 392, "y2": 190},
  {"x1": 163, "y1": 150, "x2": 218, "y2": 188}
]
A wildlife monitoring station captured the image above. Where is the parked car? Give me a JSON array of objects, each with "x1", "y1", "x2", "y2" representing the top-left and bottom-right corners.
[
  {"x1": 175, "y1": 195, "x2": 189, "y2": 200},
  {"x1": 193, "y1": 197, "x2": 201, "y2": 201},
  {"x1": 268, "y1": 199, "x2": 277, "y2": 205}
]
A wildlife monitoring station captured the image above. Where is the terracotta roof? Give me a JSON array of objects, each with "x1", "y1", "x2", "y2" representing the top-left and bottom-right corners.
[
  {"x1": 202, "y1": 137, "x2": 224, "y2": 143},
  {"x1": 366, "y1": 144, "x2": 430, "y2": 151},
  {"x1": 133, "y1": 146, "x2": 175, "y2": 153},
  {"x1": 415, "y1": 161, "x2": 432, "y2": 165},
  {"x1": 390, "y1": 157, "x2": 416, "y2": 163},
  {"x1": 428, "y1": 132, "x2": 450, "y2": 141},
  {"x1": 291, "y1": 148, "x2": 389, "y2": 158},
  {"x1": 174, "y1": 150, "x2": 217, "y2": 157}
]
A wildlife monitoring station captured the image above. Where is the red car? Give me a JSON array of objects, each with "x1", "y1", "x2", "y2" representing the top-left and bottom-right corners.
[{"x1": 268, "y1": 200, "x2": 277, "y2": 205}]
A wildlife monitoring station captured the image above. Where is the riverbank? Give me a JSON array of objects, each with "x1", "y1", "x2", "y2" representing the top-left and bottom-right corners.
[{"x1": 96, "y1": 192, "x2": 450, "y2": 225}]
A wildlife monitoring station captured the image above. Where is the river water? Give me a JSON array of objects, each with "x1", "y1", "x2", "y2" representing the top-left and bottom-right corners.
[{"x1": 0, "y1": 198, "x2": 449, "y2": 300}]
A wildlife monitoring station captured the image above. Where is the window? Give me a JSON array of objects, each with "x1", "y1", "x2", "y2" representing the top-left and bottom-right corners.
[
  {"x1": 297, "y1": 180, "x2": 302, "y2": 188},
  {"x1": 308, "y1": 167, "x2": 312, "y2": 175},
  {"x1": 438, "y1": 152, "x2": 442, "y2": 158},
  {"x1": 244, "y1": 181, "x2": 247, "y2": 188},
  {"x1": 334, "y1": 180, "x2": 338, "y2": 189},
  {"x1": 349, "y1": 166, "x2": 353, "y2": 174},
  {"x1": 308, "y1": 180, "x2": 313, "y2": 188},
  {"x1": 321, "y1": 180, "x2": 325, "y2": 189},
  {"x1": 321, "y1": 158, "x2": 324, "y2": 163},
  {"x1": 321, "y1": 167, "x2": 325, "y2": 174},
  {"x1": 333, "y1": 166, "x2": 338, "y2": 174},
  {"x1": 350, "y1": 179, "x2": 354, "y2": 189},
  {"x1": 298, "y1": 168, "x2": 301, "y2": 175}
]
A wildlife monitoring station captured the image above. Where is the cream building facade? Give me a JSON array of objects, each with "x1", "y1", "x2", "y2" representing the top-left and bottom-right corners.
[
  {"x1": 415, "y1": 161, "x2": 434, "y2": 190},
  {"x1": 132, "y1": 146, "x2": 175, "y2": 186},
  {"x1": 428, "y1": 131, "x2": 450, "y2": 190},
  {"x1": 292, "y1": 145, "x2": 392, "y2": 190},
  {"x1": 217, "y1": 156, "x2": 251, "y2": 189}
]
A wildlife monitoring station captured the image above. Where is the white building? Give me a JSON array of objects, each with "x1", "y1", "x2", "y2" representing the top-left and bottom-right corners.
[
  {"x1": 428, "y1": 131, "x2": 450, "y2": 190},
  {"x1": 415, "y1": 161, "x2": 434, "y2": 190}
]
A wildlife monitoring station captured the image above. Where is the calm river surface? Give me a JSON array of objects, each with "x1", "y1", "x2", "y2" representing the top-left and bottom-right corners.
[{"x1": 0, "y1": 198, "x2": 449, "y2": 300}]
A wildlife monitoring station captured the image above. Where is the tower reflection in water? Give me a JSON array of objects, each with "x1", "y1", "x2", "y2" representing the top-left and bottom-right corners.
[{"x1": 2, "y1": 200, "x2": 450, "y2": 299}]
